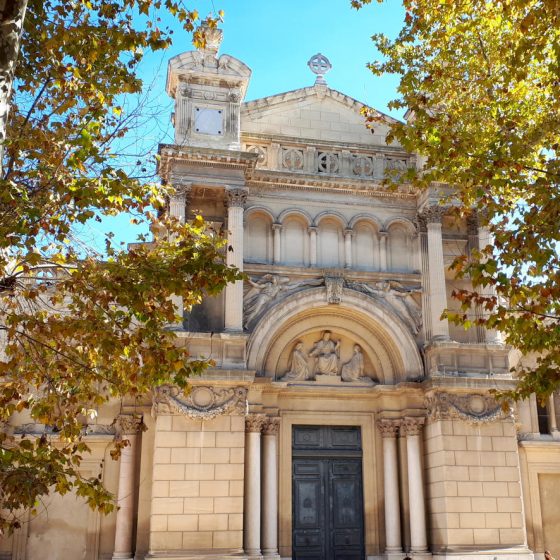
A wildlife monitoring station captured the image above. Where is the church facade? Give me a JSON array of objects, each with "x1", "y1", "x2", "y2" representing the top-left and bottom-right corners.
[{"x1": 3, "y1": 27, "x2": 560, "y2": 560}]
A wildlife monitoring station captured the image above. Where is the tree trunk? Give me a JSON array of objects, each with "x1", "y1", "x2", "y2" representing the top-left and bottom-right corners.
[{"x1": 0, "y1": 0, "x2": 28, "y2": 175}]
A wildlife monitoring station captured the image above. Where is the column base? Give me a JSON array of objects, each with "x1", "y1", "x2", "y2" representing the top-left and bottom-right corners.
[
  {"x1": 262, "y1": 550, "x2": 280, "y2": 559},
  {"x1": 113, "y1": 554, "x2": 134, "y2": 560},
  {"x1": 385, "y1": 550, "x2": 405, "y2": 560},
  {"x1": 146, "y1": 551, "x2": 249, "y2": 559}
]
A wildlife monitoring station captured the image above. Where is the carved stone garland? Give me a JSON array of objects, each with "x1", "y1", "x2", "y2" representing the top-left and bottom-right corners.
[
  {"x1": 153, "y1": 385, "x2": 248, "y2": 420},
  {"x1": 425, "y1": 391, "x2": 510, "y2": 424}
]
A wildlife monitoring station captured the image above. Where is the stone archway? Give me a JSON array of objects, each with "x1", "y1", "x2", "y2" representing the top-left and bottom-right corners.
[{"x1": 247, "y1": 287, "x2": 423, "y2": 384}]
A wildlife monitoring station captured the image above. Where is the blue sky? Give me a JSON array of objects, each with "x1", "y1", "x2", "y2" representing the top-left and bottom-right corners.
[{"x1": 90, "y1": 1, "x2": 406, "y2": 250}]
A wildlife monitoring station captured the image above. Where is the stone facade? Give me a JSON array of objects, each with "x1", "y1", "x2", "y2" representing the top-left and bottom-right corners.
[{"x1": 3, "y1": 28, "x2": 560, "y2": 560}]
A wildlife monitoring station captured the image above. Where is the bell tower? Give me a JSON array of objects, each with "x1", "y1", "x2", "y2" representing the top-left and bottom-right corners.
[{"x1": 165, "y1": 23, "x2": 251, "y2": 150}]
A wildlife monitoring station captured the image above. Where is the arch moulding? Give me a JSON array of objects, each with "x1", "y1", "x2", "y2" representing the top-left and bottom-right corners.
[{"x1": 246, "y1": 287, "x2": 423, "y2": 384}]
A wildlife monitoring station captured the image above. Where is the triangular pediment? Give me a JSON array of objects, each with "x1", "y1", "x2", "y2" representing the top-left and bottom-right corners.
[{"x1": 241, "y1": 86, "x2": 399, "y2": 147}]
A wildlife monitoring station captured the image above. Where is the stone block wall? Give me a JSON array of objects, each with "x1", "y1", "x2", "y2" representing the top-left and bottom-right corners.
[
  {"x1": 425, "y1": 417, "x2": 526, "y2": 551},
  {"x1": 149, "y1": 413, "x2": 245, "y2": 553}
]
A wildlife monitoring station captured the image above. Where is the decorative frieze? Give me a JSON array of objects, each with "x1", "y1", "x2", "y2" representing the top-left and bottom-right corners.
[
  {"x1": 153, "y1": 385, "x2": 248, "y2": 419},
  {"x1": 377, "y1": 418, "x2": 400, "y2": 438},
  {"x1": 245, "y1": 413, "x2": 267, "y2": 433},
  {"x1": 425, "y1": 391, "x2": 509, "y2": 424}
]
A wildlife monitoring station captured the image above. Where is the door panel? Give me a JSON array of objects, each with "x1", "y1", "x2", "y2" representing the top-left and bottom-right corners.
[{"x1": 292, "y1": 426, "x2": 365, "y2": 560}]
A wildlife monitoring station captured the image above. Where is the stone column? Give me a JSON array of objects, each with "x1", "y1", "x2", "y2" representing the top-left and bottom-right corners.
[
  {"x1": 402, "y1": 416, "x2": 428, "y2": 554},
  {"x1": 379, "y1": 231, "x2": 388, "y2": 272},
  {"x1": 168, "y1": 177, "x2": 191, "y2": 223},
  {"x1": 477, "y1": 222, "x2": 499, "y2": 343},
  {"x1": 224, "y1": 187, "x2": 248, "y2": 331},
  {"x1": 549, "y1": 394, "x2": 559, "y2": 435},
  {"x1": 244, "y1": 414, "x2": 266, "y2": 558},
  {"x1": 308, "y1": 226, "x2": 317, "y2": 267},
  {"x1": 344, "y1": 229, "x2": 353, "y2": 269},
  {"x1": 262, "y1": 417, "x2": 281, "y2": 558},
  {"x1": 272, "y1": 223, "x2": 282, "y2": 265},
  {"x1": 377, "y1": 419, "x2": 402, "y2": 554},
  {"x1": 422, "y1": 206, "x2": 450, "y2": 340},
  {"x1": 112, "y1": 415, "x2": 143, "y2": 560},
  {"x1": 168, "y1": 179, "x2": 192, "y2": 328}
]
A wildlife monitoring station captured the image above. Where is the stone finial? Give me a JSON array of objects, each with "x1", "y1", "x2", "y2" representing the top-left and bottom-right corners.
[
  {"x1": 377, "y1": 418, "x2": 400, "y2": 438},
  {"x1": 245, "y1": 413, "x2": 267, "y2": 433},
  {"x1": 262, "y1": 417, "x2": 281, "y2": 436},
  {"x1": 308, "y1": 53, "x2": 332, "y2": 85},
  {"x1": 401, "y1": 416, "x2": 425, "y2": 437},
  {"x1": 196, "y1": 21, "x2": 223, "y2": 56}
]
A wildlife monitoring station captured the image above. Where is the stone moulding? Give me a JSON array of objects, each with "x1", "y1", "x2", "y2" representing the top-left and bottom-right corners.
[
  {"x1": 152, "y1": 384, "x2": 248, "y2": 419},
  {"x1": 425, "y1": 391, "x2": 511, "y2": 424}
]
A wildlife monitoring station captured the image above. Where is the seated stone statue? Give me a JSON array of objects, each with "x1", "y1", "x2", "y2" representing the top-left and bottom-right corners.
[
  {"x1": 341, "y1": 344, "x2": 374, "y2": 384},
  {"x1": 309, "y1": 331, "x2": 340, "y2": 376},
  {"x1": 280, "y1": 341, "x2": 313, "y2": 381}
]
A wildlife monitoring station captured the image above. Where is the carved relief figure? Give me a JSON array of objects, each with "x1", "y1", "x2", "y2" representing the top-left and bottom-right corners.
[
  {"x1": 347, "y1": 280, "x2": 422, "y2": 334},
  {"x1": 309, "y1": 331, "x2": 340, "y2": 376},
  {"x1": 341, "y1": 345, "x2": 375, "y2": 384},
  {"x1": 244, "y1": 275, "x2": 324, "y2": 327},
  {"x1": 244, "y1": 274, "x2": 290, "y2": 325},
  {"x1": 280, "y1": 341, "x2": 313, "y2": 381}
]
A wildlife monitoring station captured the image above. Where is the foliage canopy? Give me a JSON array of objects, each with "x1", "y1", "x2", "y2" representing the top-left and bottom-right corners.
[
  {"x1": 354, "y1": 0, "x2": 560, "y2": 400},
  {"x1": 0, "y1": 0, "x2": 236, "y2": 532}
]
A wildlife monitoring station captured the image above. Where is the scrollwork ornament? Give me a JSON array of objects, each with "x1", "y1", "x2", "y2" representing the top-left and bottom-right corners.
[
  {"x1": 262, "y1": 417, "x2": 280, "y2": 436},
  {"x1": 245, "y1": 413, "x2": 267, "y2": 433},
  {"x1": 425, "y1": 391, "x2": 510, "y2": 424},
  {"x1": 377, "y1": 419, "x2": 400, "y2": 438},
  {"x1": 226, "y1": 188, "x2": 248, "y2": 208},
  {"x1": 153, "y1": 385, "x2": 248, "y2": 420}
]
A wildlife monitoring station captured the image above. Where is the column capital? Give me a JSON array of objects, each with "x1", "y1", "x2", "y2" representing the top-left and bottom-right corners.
[
  {"x1": 308, "y1": 225, "x2": 318, "y2": 233},
  {"x1": 168, "y1": 175, "x2": 193, "y2": 197},
  {"x1": 377, "y1": 418, "x2": 400, "y2": 438},
  {"x1": 245, "y1": 413, "x2": 267, "y2": 433},
  {"x1": 272, "y1": 223, "x2": 283, "y2": 232},
  {"x1": 262, "y1": 417, "x2": 280, "y2": 436},
  {"x1": 401, "y1": 416, "x2": 425, "y2": 437},
  {"x1": 225, "y1": 187, "x2": 248, "y2": 208},
  {"x1": 420, "y1": 204, "x2": 447, "y2": 224},
  {"x1": 116, "y1": 414, "x2": 143, "y2": 436},
  {"x1": 344, "y1": 228, "x2": 354, "y2": 237},
  {"x1": 378, "y1": 230, "x2": 388, "y2": 238}
]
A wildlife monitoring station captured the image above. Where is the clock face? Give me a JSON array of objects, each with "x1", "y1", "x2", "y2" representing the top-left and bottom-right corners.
[{"x1": 194, "y1": 106, "x2": 223, "y2": 136}]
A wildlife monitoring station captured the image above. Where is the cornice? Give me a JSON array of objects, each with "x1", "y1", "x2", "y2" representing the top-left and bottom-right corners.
[
  {"x1": 247, "y1": 171, "x2": 418, "y2": 200},
  {"x1": 158, "y1": 144, "x2": 258, "y2": 182}
]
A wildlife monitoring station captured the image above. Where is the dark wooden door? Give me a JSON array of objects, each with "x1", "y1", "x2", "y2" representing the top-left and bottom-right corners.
[{"x1": 292, "y1": 426, "x2": 365, "y2": 560}]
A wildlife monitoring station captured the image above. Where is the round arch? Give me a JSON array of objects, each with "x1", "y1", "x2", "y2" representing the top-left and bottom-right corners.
[
  {"x1": 244, "y1": 205, "x2": 275, "y2": 222},
  {"x1": 247, "y1": 288, "x2": 423, "y2": 384},
  {"x1": 349, "y1": 213, "x2": 383, "y2": 231},
  {"x1": 314, "y1": 210, "x2": 348, "y2": 228},
  {"x1": 384, "y1": 217, "x2": 417, "y2": 233},
  {"x1": 277, "y1": 208, "x2": 313, "y2": 226}
]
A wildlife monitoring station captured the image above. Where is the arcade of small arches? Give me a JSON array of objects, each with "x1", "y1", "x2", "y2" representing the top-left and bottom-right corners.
[{"x1": 243, "y1": 206, "x2": 418, "y2": 272}]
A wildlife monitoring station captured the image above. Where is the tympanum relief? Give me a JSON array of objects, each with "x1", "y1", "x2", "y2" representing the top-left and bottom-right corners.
[{"x1": 279, "y1": 331, "x2": 376, "y2": 386}]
